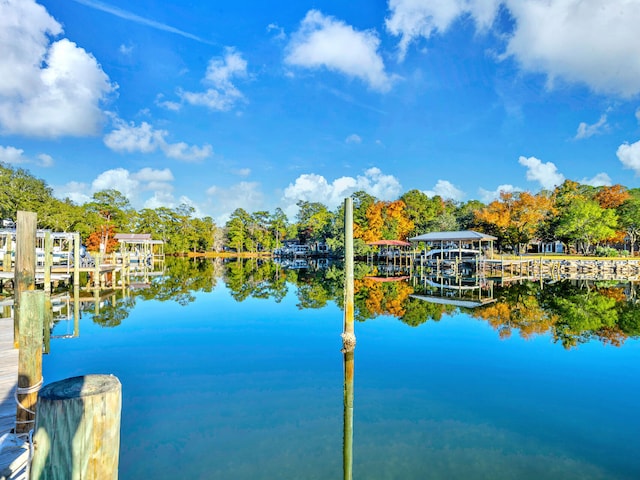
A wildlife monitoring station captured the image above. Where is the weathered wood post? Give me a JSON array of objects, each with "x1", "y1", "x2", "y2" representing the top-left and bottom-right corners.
[
  {"x1": 73, "y1": 284, "x2": 80, "y2": 338},
  {"x1": 43, "y1": 231, "x2": 53, "y2": 354},
  {"x1": 73, "y1": 233, "x2": 80, "y2": 288},
  {"x1": 15, "y1": 290, "x2": 44, "y2": 435},
  {"x1": 2, "y1": 251, "x2": 11, "y2": 272},
  {"x1": 14, "y1": 211, "x2": 37, "y2": 347},
  {"x1": 31, "y1": 374, "x2": 122, "y2": 480},
  {"x1": 342, "y1": 197, "x2": 355, "y2": 350}
]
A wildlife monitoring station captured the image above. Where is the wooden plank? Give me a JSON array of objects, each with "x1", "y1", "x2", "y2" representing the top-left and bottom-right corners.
[{"x1": 0, "y1": 317, "x2": 17, "y2": 436}]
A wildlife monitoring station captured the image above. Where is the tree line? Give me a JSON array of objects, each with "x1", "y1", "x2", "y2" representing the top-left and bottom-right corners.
[{"x1": 2, "y1": 161, "x2": 639, "y2": 255}]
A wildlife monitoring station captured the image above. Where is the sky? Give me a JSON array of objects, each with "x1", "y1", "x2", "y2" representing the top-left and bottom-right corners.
[{"x1": 1, "y1": 0, "x2": 640, "y2": 223}]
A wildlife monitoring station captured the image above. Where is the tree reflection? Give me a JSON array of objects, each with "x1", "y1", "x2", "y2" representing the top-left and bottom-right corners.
[{"x1": 72, "y1": 258, "x2": 640, "y2": 349}]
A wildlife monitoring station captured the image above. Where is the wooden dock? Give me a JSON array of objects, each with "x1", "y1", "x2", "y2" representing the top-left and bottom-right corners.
[
  {"x1": 0, "y1": 317, "x2": 17, "y2": 436},
  {"x1": 0, "y1": 316, "x2": 29, "y2": 480}
]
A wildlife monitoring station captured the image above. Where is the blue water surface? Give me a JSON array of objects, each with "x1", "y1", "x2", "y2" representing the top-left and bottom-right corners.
[{"x1": 43, "y1": 280, "x2": 640, "y2": 480}]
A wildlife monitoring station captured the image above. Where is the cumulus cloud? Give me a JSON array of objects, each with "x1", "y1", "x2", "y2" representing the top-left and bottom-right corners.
[
  {"x1": 0, "y1": 146, "x2": 27, "y2": 164},
  {"x1": 281, "y1": 167, "x2": 402, "y2": 217},
  {"x1": 478, "y1": 184, "x2": 522, "y2": 203},
  {"x1": 103, "y1": 119, "x2": 212, "y2": 161},
  {"x1": 579, "y1": 172, "x2": 611, "y2": 187},
  {"x1": 518, "y1": 156, "x2": 564, "y2": 190},
  {"x1": 423, "y1": 180, "x2": 465, "y2": 201},
  {"x1": 0, "y1": 145, "x2": 54, "y2": 167},
  {"x1": 385, "y1": 0, "x2": 500, "y2": 60},
  {"x1": 617, "y1": 140, "x2": 640, "y2": 175},
  {"x1": 206, "y1": 181, "x2": 265, "y2": 223},
  {"x1": 54, "y1": 167, "x2": 176, "y2": 207},
  {"x1": 385, "y1": 0, "x2": 640, "y2": 97},
  {"x1": 345, "y1": 134, "x2": 362, "y2": 144},
  {"x1": 37, "y1": 153, "x2": 54, "y2": 167},
  {"x1": 575, "y1": 114, "x2": 609, "y2": 139},
  {"x1": 0, "y1": 0, "x2": 115, "y2": 137},
  {"x1": 177, "y1": 47, "x2": 247, "y2": 111},
  {"x1": 503, "y1": 1, "x2": 640, "y2": 97},
  {"x1": 285, "y1": 10, "x2": 395, "y2": 92}
]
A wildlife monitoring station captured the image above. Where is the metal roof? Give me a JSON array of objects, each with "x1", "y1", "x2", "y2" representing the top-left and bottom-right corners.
[{"x1": 409, "y1": 230, "x2": 497, "y2": 242}]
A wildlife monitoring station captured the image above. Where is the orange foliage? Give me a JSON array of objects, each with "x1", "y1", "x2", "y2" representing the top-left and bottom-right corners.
[
  {"x1": 595, "y1": 185, "x2": 630, "y2": 209},
  {"x1": 85, "y1": 225, "x2": 119, "y2": 253},
  {"x1": 355, "y1": 277, "x2": 415, "y2": 318},
  {"x1": 360, "y1": 200, "x2": 414, "y2": 242},
  {"x1": 475, "y1": 191, "x2": 555, "y2": 244},
  {"x1": 472, "y1": 299, "x2": 558, "y2": 340}
]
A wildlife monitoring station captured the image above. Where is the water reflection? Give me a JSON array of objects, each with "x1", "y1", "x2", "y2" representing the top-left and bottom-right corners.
[{"x1": 61, "y1": 258, "x2": 640, "y2": 349}]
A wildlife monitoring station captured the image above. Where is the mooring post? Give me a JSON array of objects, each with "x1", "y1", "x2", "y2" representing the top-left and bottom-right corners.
[
  {"x1": 342, "y1": 197, "x2": 355, "y2": 350},
  {"x1": 73, "y1": 284, "x2": 80, "y2": 338},
  {"x1": 43, "y1": 231, "x2": 53, "y2": 354},
  {"x1": 14, "y1": 211, "x2": 37, "y2": 347},
  {"x1": 15, "y1": 290, "x2": 45, "y2": 435},
  {"x1": 31, "y1": 374, "x2": 122, "y2": 480},
  {"x1": 73, "y1": 233, "x2": 80, "y2": 288}
]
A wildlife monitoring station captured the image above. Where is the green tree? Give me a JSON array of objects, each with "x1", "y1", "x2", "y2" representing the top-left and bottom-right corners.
[
  {"x1": 617, "y1": 198, "x2": 640, "y2": 255},
  {"x1": 295, "y1": 201, "x2": 333, "y2": 243},
  {"x1": 555, "y1": 197, "x2": 618, "y2": 254}
]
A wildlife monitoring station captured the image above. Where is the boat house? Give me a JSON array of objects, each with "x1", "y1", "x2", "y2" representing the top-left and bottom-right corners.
[{"x1": 409, "y1": 230, "x2": 497, "y2": 261}]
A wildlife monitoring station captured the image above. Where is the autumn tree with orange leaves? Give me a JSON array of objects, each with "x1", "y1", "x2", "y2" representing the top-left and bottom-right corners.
[
  {"x1": 358, "y1": 200, "x2": 414, "y2": 243},
  {"x1": 475, "y1": 191, "x2": 556, "y2": 253}
]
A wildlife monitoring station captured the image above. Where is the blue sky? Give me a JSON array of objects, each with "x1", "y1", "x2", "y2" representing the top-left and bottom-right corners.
[{"x1": 1, "y1": 0, "x2": 640, "y2": 223}]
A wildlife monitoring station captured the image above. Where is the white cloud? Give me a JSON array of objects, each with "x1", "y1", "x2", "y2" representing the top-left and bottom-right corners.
[
  {"x1": 518, "y1": 156, "x2": 564, "y2": 190},
  {"x1": 423, "y1": 180, "x2": 465, "y2": 201},
  {"x1": 37, "y1": 153, "x2": 54, "y2": 167},
  {"x1": 54, "y1": 181, "x2": 91, "y2": 204},
  {"x1": 617, "y1": 140, "x2": 640, "y2": 175},
  {"x1": 0, "y1": 145, "x2": 27, "y2": 164},
  {"x1": 478, "y1": 184, "x2": 521, "y2": 203},
  {"x1": 267, "y1": 23, "x2": 286, "y2": 40},
  {"x1": 119, "y1": 44, "x2": 133, "y2": 55},
  {"x1": 0, "y1": 145, "x2": 54, "y2": 167},
  {"x1": 177, "y1": 47, "x2": 247, "y2": 111},
  {"x1": 345, "y1": 134, "x2": 362, "y2": 144},
  {"x1": 232, "y1": 168, "x2": 251, "y2": 177},
  {"x1": 386, "y1": 0, "x2": 500, "y2": 60},
  {"x1": 206, "y1": 181, "x2": 265, "y2": 223},
  {"x1": 579, "y1": 172, "x2": 611, "y2": 187},
  {"x1": 503, "y1": 1, "x2": 640, "y2": 97},
  {"x1": 285, "y1": 10, "x2": 395, "y2": 92},
  {"x1": 385, "y1": 0, "x2": 640, "y2": 97},
  {"x1": 281, "y1": 167, "x2": 402, "y2": 217},
  {"x1": 54, "y1": 167, "x2": 177, "y2": 208},
  {"x1": 0, "y1": 0, "x2": 115, "y2": 137},
  {"x1": 103, "y1": 119, "x2": 212, "y2": 162},
  {"x1": 91, "y1": 168, "x2": 140, "y2": 198},
  {"x1": 575, "y1": 114, "x2": 609, "y2": 139},
  {"x1": 162, "y1": 142, "x2": 212, "y2": 162}
]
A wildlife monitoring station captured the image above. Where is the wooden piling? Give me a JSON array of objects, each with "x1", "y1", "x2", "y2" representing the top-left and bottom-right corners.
[
  {"x1": 14, "y1": 211, "x2": 37, "y2": 347},
  {"x1": 15, "y1": 290, "x2": 44, "y2": 435},
  {"x1": 44, "y1": 231, "x2": 52, "y2": 296},
  {"x1": 342, "y1": 197, "x2": 355, "y2": 350},
  {"x1": 73, "y1": 233, "x2": 80, "y2": 288},
  {"x1": 31, "y1": 374, "x2": 122, "y2": 480}
]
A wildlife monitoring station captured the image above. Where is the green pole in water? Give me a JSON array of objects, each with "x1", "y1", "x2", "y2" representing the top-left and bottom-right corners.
[{"x1": 342, "y1": 197, "x2": 355, "y2": 480}]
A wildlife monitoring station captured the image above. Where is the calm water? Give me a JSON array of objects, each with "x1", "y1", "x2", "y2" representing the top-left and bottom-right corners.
[{"x1": 43, "y1": 259, "x2": 640, "y2": 479}]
